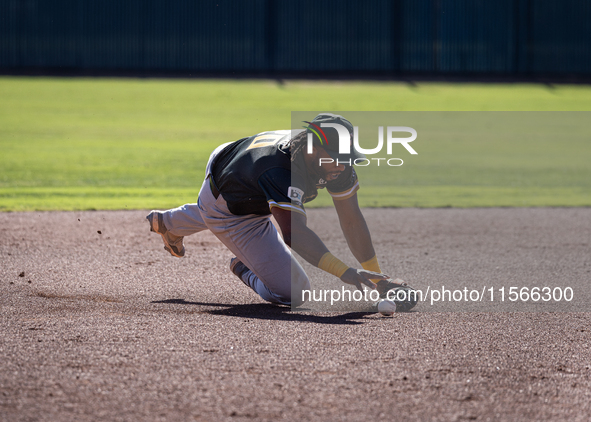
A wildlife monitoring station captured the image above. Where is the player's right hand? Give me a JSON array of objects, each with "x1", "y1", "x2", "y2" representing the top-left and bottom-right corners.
[{"x1": 340, "y1": 268, "x2": 390, "y2": 292}]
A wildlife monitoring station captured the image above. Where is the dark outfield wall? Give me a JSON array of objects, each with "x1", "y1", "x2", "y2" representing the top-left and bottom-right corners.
[{"x1": 0, "y1": 0, "x2": 590, "y2": 77}]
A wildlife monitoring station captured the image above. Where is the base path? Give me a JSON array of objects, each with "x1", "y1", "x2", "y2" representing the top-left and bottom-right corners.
[{"x1": 1, "y1": 208, "x2": 590, "y2": 421}]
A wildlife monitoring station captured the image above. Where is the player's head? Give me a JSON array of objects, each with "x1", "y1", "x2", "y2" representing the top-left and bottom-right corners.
[
  {"x1": 312, "y1": 146, "x2": 347, "y2": 181},
  {"x1": 293, "y1": 114, "x2": 364, "y2": 180},
  {"x1": 304, "y1": 113, "x2": 365, "y2": 163}
]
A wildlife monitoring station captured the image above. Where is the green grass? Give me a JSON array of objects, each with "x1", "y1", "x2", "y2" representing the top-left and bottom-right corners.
[{"x1": 1, "y1": 77, "x2": 590, "y2": 211}]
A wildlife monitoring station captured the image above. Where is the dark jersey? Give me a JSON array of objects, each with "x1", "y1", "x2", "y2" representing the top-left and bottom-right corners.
[{"x1": 210, "y1": 130, "x2": 360, "y2": 216}]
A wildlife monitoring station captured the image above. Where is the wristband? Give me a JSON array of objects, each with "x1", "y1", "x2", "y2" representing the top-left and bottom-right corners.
[
  {"x1": 360, "y1": 255, "x2": 382, "y2": 283},
  {"x1": 318, "y1": 252, "x2": 349, "y2": 278}
]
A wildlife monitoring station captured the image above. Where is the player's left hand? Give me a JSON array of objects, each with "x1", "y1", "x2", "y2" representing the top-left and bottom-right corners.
[
  {"x1": 340, "y1": 268, "x2": 390, "y2": 292},
  {"x1": 376, "y1": 278, "x2": 409, "y2": 295}
]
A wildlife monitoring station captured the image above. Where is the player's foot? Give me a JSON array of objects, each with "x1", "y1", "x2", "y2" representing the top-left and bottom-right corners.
[
  {"x1": 230, "y1": 257, "x2": 249, "y2": 280},
  {"x1": 146, "y1": 210, "x2": 185, "y2": 257}
]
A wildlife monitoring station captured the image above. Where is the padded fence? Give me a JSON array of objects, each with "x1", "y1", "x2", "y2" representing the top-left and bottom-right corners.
[{"x1": 0, "y1": 0, "x2": 589, "y2": 76}]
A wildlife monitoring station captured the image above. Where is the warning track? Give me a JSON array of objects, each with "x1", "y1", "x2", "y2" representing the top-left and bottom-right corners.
[{"x1": 1, "y1": 209, "x2": 590, "y2": 421}]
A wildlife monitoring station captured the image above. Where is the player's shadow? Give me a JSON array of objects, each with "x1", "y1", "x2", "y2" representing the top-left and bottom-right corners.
[{"x1": 151, "y1": 298, "x2": 373, "y2": 325}]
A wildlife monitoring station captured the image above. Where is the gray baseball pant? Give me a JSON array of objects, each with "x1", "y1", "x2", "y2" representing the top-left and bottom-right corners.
[{"x1": 161, "y1": 144, "x2": 310, "y2": 306}]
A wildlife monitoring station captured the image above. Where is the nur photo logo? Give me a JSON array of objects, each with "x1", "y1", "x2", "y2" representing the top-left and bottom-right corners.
[{"x1": 304, "y1": 117, "x2": 418, "y2": 167}]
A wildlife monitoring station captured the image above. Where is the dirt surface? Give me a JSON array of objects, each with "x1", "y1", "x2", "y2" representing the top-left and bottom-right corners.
[{"x1": 1, "y1": 208, "x2": 590, "y2": 421}]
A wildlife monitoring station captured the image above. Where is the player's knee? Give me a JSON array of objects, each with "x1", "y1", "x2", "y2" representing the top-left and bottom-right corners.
[{"x1": 290, "y1": 274, "x2": 311, "y2": 308}]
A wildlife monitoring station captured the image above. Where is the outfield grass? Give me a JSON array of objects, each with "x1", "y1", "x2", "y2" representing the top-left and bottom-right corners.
[{"x1": 1, "y1": 77, "x2": 590, "y2": 210}]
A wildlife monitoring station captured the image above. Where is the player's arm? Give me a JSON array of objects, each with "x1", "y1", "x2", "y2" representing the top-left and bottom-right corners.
[
  {"x1": 333, "y1": 194, "x2": 408, "y2": 294},
  {"x1": 271, "y1": 207, "x2": 388, "y2": 291},
  {"x1": 271, "y1": 207, "x2": 325, "y2": 262},
  {"x1": 332, "y1": 191, "x2": 376, "y2": 264},
  {"x1": 328, "y1": 171, "x2": 384, "y2": 283}
]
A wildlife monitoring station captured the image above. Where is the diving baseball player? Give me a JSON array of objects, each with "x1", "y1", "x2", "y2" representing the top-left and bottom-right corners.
[{"x1": 147, "y1": 113, "x2": 412, "y2": 308}]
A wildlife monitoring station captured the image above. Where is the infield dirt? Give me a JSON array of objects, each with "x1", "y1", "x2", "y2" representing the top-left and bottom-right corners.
[{"x1": 1, "y1": 208, "x2": 590, "y2": 421}]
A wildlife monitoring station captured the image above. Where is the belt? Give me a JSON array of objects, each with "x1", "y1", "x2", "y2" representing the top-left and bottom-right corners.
[{"x1": 208, "y1": 175, "x2": 220, "y2": 199}]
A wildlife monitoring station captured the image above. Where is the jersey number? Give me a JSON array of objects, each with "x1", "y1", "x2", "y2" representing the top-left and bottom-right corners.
[{"x1": 245, "y1": 132, "x2": 289, "y2": 150}]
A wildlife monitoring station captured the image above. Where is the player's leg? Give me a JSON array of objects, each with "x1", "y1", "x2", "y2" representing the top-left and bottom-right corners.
[
  {"x1": 160, "y1": 203, "x2": 208, "y2": 236},
  {"x1": 157, "y1": 141, "x2": 235, "y2": 238},
  {"x1": 146, "y1": 205, "x2": 207, "y2": 258},
  {"x1": 197, "y1": 178, "x2": 310, "y2": 306},
  {"x1": 147, "y1": 142, "x2": 234, "y2": 257},
  {"x1": 230, "y1": 255, "x2": 309, "y2": 307}
]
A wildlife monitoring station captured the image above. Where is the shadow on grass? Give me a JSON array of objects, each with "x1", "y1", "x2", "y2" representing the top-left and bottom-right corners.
[{"x1": 151, "y1": 298, "x2": 372, "y2": 325}]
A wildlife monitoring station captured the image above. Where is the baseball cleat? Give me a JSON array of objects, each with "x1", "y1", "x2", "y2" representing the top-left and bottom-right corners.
[
  {"x1": 229, "y1": 257, "x2": 249, "y2": 280},
  {"x1": 146, "y1": 210, "x2": 185, "y2": 257}
]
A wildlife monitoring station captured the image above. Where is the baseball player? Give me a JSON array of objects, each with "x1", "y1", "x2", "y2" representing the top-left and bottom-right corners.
[{"x1": 147, "y1": 113, "x2": 407, "y2": 307}]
